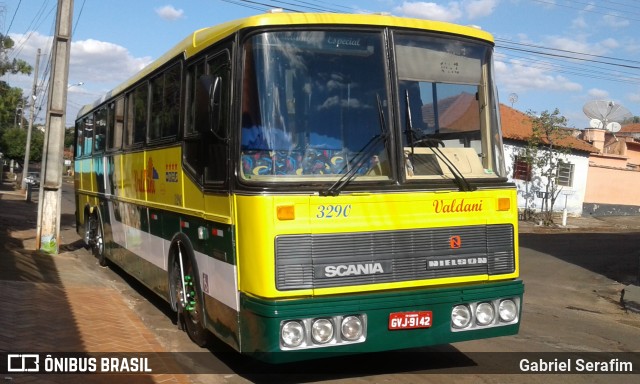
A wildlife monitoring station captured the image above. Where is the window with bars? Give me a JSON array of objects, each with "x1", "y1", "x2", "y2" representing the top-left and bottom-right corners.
[
  {"x1": 513, "y1": 156, "x2": 532, "y2": 181},
  {"x1": 557, "y1": 161, "x2": 574, "y2": 187}
]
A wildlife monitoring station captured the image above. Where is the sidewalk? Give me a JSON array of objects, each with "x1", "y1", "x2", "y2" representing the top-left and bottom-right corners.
[{"x1": 0, "y1": 181, "x2": 191, "y2": 383}]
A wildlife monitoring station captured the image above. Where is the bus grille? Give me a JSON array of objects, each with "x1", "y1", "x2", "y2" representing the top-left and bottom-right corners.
[{"x1": 275, "y1": 224, "x2": 515, "y2": 290}]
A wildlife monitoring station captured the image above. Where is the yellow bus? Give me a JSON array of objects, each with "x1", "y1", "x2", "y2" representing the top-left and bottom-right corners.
[{"x1": 75, "y1": 11, "x2": 522, "y2": 362}]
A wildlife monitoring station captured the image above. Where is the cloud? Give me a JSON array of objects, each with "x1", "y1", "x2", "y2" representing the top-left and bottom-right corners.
[
  {"x1": 603, "y1": 14, "x2": 630, "y2": 28},
  {"x1": 393, "y1": 0, "x2": 500, "y2": 22},
  {"x1": 6, "y1": 32, "x2": 153, "y2": 124},
  {"x1": 393, "y1": 2, "x2": 463, "y2": 22},
  {"x1": 544, "y1": 36, "x2": 619, "y2": 56},
  {"x1": 628, "y1": 92, "x2": 640, "y2": 103},
  {"x1": 71, "y1": 39, "x2": 152, "y2": 84},
  {"x1": 464, "y1": 0, "x2": 499, "y2": 20},
  {"x1": 155, "y1": 5, "x2": 185, "y2": 21},
  {"x1": 572, "y1": 16, "x2": 588, "y2": 30},
  {"x1": 494, "y1": 57, "x2": 583, "y2": 94},
  {"x1": 587, "y1": 88, "x2": 610, "y2": 99}
]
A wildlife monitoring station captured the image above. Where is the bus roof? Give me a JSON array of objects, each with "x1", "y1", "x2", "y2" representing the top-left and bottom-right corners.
[{"x1": 77, "y1": 12, "x2": 495, "y2": 119}]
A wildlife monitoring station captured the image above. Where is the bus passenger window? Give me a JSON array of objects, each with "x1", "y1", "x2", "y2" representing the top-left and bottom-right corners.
[
  {"x1": 94, "y1": 107, "x2": 107, "y2": 153},
  {"x1": 107, "y1": 98, "x2": 124, "y2": 150},
  {"x1": 124, "y1": 83, "x2": 148, "y2": 146},
  {"x1": 150, "y1": 63, "x2": 180, "y2": 140},
  {"x1": 83, "y1": 116, "x2": 93, "y2": 155},
  {"x1": 203, "y1": 52, "x2": 230, "y2": 184},
  {"x1": 75, "y1": 120, "x2": 84, "y2": 157}
]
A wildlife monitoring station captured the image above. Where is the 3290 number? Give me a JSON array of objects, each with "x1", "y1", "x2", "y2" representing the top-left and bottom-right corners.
[{"x1": 316, "y1": 204, "x2": 352, "y2": 218}]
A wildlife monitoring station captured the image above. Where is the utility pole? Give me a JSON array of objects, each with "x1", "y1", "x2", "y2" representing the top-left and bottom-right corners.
[
  {"x1": 36, "y1": 0, "x2": 73, "y2": 254},
  {"x1": 21, "y1": 48, "x2": 41, "y2": 191}
]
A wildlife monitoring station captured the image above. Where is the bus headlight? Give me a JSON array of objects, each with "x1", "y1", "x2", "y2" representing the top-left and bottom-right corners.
[
  {"x1": 499, "y1": 299, "x2": 518, "y2": 322},
  {"x1": 475, "y1": 302, "x2": 495, "y2": 326},
  {"x1": 281, "y1": 321, "x2": 305, "y2": 347},
  {"x1": 311, "y1": 318, "x2": 334, "y2": 344},
  {"x1": 451, "y1": 305, "x2": 472, "y2": 329},
  {"x1": 341, "y1": 315, "x2": 363, "y2": 341}
]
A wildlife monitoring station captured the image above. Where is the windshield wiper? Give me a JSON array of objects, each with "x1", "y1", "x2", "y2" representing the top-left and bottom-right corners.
[
  {"x1": 404, "y1": 89, "x2": 475, "y2": 192},
  {"x1": 320, "y1": 95, "x2": 389, "y2": 196}
]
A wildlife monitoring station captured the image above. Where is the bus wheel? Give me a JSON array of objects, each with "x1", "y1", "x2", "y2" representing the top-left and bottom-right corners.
[
  {"x1": 171, "y1": 241, "x2": 210, "y2": 347},
  {"x1": 83, "y1": 209, "x2": 93, "y2": 248},
  {"x1": 92, "y1": 212, "x2": 107, "y2": 267}
]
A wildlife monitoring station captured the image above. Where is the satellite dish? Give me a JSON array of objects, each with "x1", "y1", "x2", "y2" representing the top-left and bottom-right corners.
[
  {"x1": 606, "y1": 122, "x2": 622, "y2": 133},
  {"x1": 589, "y1": 119, "x2": 603, "y2": 129},
  {"x1": 583, "y1": 100, "x2": 632, "y2": 129}
]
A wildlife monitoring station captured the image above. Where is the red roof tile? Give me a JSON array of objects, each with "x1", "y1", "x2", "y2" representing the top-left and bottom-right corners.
[
  {"x1": 619, "y1": 123, "x2": 640, "y2": 133},
  {"x1": 499, "y1": 104, "x2": 598, "y2": 153}
]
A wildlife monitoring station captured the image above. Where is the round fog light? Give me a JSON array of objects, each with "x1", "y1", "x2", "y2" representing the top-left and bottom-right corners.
[
  {"x1": 341, "y1": 315, "x2": 363, "y2": 341},
  {"x1": 475, "y1": 302, "x2": 495, "y2": 326},
  {"x1": 451, "y1": 305, "x2": 472, "y2": 329},
  {"x1": 281, "y1": 321, "x2": 305, "y2": 347},
  {"x1": 499, "y1": 299, "x2": 518, "y2": 322},
  {"x1": 311, "y1": 318, "x2": 334, "y2": 344}
]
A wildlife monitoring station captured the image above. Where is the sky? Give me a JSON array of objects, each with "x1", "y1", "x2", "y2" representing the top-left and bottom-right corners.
[{"x1": 2, "y1": 0, "x2": 639, "y2": 128}]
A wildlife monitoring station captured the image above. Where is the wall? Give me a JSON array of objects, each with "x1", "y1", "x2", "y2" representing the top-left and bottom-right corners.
[
  {"x1": 504, "y1": 142, "x2": 589, "y2": 216},
  {"x1": 583, "y1": 160, "x2": 640, "y2": 216}
]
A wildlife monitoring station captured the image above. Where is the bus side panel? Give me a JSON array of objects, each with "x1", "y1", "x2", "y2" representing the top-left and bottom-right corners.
[
  {"x1": 121, "y1": 151, "x2": 146, "y2": 201},
  {"x1": 103, "y1": 200, "x2": 173, "y2": 302},
  {"x1": 74, "y1": 157, "x2": 97, "y2": 238},
  {"x1": 80, "y1": 157, "x2": 94, "y2": 193},
  {"x1": 177, "y1": 207, "x2": 240, "y2": 350},
  {"x1": 145, "y1": 146, "x2": 183, "y2": 208}
]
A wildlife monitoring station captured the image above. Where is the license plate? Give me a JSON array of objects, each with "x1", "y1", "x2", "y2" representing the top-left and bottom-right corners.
[{"x1": 388, "y1": 311, "x2": 433, "y2": 330}]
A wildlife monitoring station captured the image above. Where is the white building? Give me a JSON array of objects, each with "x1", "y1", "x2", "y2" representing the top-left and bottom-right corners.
[{"x1": 499, "y1": 105, "x2": 597, "y2": 217}]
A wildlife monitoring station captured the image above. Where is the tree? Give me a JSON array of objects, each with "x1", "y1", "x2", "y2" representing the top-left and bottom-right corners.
[
  {"x1": 1, "y1": 34, "x2": 33, "y2": 77},
  {"x1": 0, "y1": 34, "x2": 34, "y2": 157},
  {"x1": 0, "y1": 126, "x2": 45, "y2": 162},
  {"x1": 0, "y1": 83, "x2": 27, "y2": 129},
  {"x1": 522, "y1": 109, "x2": 571, "y2": 226}
]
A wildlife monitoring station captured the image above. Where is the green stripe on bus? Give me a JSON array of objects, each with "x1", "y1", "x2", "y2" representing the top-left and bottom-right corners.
[
  {"x1": 114, "y1": 202, "x2": 236, "y2": 265},
  {"x1": 238, "y1": 280, "x2": 524, "y2": 362}
]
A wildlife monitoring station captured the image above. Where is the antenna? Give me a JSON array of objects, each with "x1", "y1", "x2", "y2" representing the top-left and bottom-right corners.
[{"x1": 583, "y1": 100, "x2": 632, "y2": 132}]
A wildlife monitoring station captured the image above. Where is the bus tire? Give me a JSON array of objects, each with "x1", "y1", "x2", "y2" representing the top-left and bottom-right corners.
[
  {"x1": 83, "y1": 207, "x2": 92, "y2": 249},
  {"x1": 170, "y1": 238, "x2": 210, "y2": 347},
  {"x1": 92, "y1": 209, "x2": 107, "y2": 267}
]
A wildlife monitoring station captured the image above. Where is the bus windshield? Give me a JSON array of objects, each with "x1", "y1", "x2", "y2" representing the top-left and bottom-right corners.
[
  {"x1": 239, "y1": 29, "x2": 505, "y2": 185},
  {"x1": 240, "y1": 30, "x2": 391, "y2": 182},
  {"x1": 395, "y1": 33, "x2": 505, "y2": 182}
]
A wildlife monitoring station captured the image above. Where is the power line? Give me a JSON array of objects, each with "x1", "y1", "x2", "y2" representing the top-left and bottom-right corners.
[
  {"x1": 530, "y1": 0, "x2": 640, "y2": 22},
  {"x1": 3, "y1": 0, "x2": 21, "y2": 36},
  {"x1": 497, "y1": 44, "x2": 640, "y2": 70},
  {"x1": 496, "y1": 38, "x2": 640, "y2": 66},
  {"x1": 71, "y1": 0, "x2": 86, "y2": 37}
]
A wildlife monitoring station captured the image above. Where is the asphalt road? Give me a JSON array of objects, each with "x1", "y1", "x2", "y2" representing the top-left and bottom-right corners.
[{"x1": 54, "y1": 183, "x2": 640, "y2": 383}]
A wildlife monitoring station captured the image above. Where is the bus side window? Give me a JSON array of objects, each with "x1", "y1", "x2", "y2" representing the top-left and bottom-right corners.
[
  {"x1": 75, "y1": 120, "x2": 84, "y2": 158},
  {"x1": 94, "y1": 106, "x2": 107, "y2": 153},
  {"x1": 150, "y1": 63, "x2": 181, "y2": 141},
  {"x1": 184, "y1": 60, "x2": 206, "y2": 181},
  {"x1": 83, "y1": 115, "x2": 94, "y2": 156},
  {"x1": 124, "y1": 82, "x2": 148, "y2": 147},
  {"x1": 203, "y1": 51, "x2": 229, "y2": 184}
]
